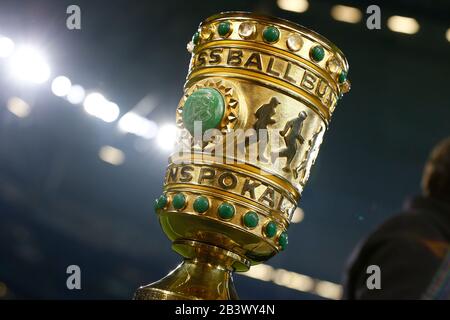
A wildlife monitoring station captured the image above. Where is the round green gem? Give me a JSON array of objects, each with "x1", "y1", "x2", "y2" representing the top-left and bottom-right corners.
[
  {"x1": 218, "y1": 22, "x2": 231, "y2": 37},
  {"x1": 218, "y1": 203, "x2": 235, "y2": 220},
  {"x1": 263, "y1": 26, "x2": 280, "y2": 43},
  {"x1": 193, "y1": 196, "x2": 209, "y2": 213},
  {"x1": 192, "y1": 32, "x2": 200, "y2": 45},
  {"x1": 243, "y1": 211, "x2": 259, "y2": 228},
  {"x1": 156, "y1": 195, "x2": 168, "y2": 210},
  {"x1": 278, "y1": 232, "x2": 288, "y2": 250},
  {"x1": 182, "y1": 88, "x2": 225, "y2": 135},
  {"x1": 264, "y1": 221, "x2": 277, "y2": 238},
  {"x1": 311, "y1": 45, "x2": 325, "y2": 62},
  {"x1": 338, "y1": 71, "x2": 347, "y2": 83},
  {"x1": 173, "y1": 193, "x2": 186, "y2": 210}
]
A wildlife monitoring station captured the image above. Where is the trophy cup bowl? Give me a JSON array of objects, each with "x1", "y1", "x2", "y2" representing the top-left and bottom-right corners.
[{"x1": 134, "y1": 11, "x2": 350, "y2": 300}]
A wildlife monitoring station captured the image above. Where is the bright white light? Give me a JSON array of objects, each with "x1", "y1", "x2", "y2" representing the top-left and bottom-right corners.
[
  {"x1": 118, "y1": 112, "x2": 158, "y2": 139},
  {"x1": 241, "y1": 263, "x2": 342, "y2": 299},
  {"x1": 315, "y1": 280, "x2": 343, "y2": 300},
  {"x1": 0, "y1": 36, "x2": 14, "y2": 58},
  {"x1": 291, "y1": 207, "x2": 304, "y2": 223},
  {"x1": 277, "y1": 0, "x2": 309, "y2": 13},
  {"x1": 273, "y1": 269, "x2": 295, "y2": 286},
  {"x1": 51, "y1": 76, "x2": 72, "y2": 97},
  {"x1": 387, "y1": 16, "x2": 420, "y2": 35},
  {"x1": 244, "y1": 264, "x2": 274, "y2": 281},
  {"x1": 101, "y1": 101, "x2": 120, "y2": 123},
  {"x1": 9, "y1": 46, "x2": 51, "y2": 83},
  {"x1": 446, "y1": 28, "x2": 450, "y2": 42},
  {"x1": 83, "y1": 92, "x2": 120, "y2": 123},
  {"x1": 287, "y1": 272, "x2": 315, "y2": 292},
  {"x1": 331, "y1": 5, "x2": 362, "y2": 24},
  {"x1": 98, "y1": 145, "x2": 125, "y2": 166},
  {"x1": 157, "y1": 124, "x2": 178, "y2": 151},
  {"x1": 67, "y1": 84, "x2": 85, "y2": 104},
  {"x1": 7, "y1": 97, "x2": 30, "y2": 118}
]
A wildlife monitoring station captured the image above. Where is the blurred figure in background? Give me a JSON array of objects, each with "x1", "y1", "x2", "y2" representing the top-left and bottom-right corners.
[{"x1": 344, "y1": 138, "x2": 450, "y2": 299}]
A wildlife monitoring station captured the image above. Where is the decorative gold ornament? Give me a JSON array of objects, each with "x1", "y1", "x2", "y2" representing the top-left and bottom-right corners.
[{"x1": 134, "y1": 11, "x2": 350, "y2": 300}]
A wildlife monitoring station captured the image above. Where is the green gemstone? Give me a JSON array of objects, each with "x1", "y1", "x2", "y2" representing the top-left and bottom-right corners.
[
  {"x1": 243, "y1": 211, "x2": 259, "y2": 228},
  {"x1": 338, "y1": 71, "x2": 347, "y2": 83},
  {"x1": 264, "y1": 221, "x2": 277, "y2": 238},
  {"x1": 156, "y1": 195, "x2": 168, "y2": 209},
  {"x1": 218, "y1": 22, "x2": 231, "y2": 36},
  {"x1": 263, "y1": 26, "x2": 280, "y2": 43},
  {"x1": 193, "y1": 196, "x2": 209, "y2": 213},
  {"x1": 192, "y1": 32, "x2": 200, "y2": 45},
  {"x1": 311, "y1": 45, "x2": 325, "y2": 62},
  {"x1": 218, "y1": 203, "x2": 235, "y2": 220},
  {"x1": 182, "y1": 88, "x2": 225, "y2": 135},
  {"x1": 173, "y1": 193, "x2": 186, "y2": 210},
  {"x1": 278, "y1": 232, "x2": 288, "y2": 250}
]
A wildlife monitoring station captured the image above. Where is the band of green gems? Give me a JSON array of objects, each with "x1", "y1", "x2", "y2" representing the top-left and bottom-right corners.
[
  {"x1": 338, "y1": 70, "x2": 347, "y2": 83},
  {"x1": 310, "y1": 45, "x2": 325, "y2": 62},
  {"x1": 264, "y1": 221, "x2": 277, "y2": 238},
  {"x1": 192, "y1": 32, "x2": 200, "y2": 45},
  {"x1": 262, "y1": 26, "x2": 280, "y2": 43},
  {"x1": 193, "y1": 196, "x2": 209, "y2": 213},
  {"x1": 218, "y1": 203, "x2": 235, "y2": 220},
  {"x1": 155, "y1": 194, "x2": 168, "y2": 210},
  {"x1": 217, "y1": 21, "x2": 231, "y2": 37},
  {"x1": 173, "y1": 193, "x2": 186, "y2": 210},
  {"x1": 278, "y1": 231, "x2": 288, "y2": 250},
  {"x1": 243, "y1": 211, "x2": 259, "y2": 228},
  {"x1": 155, "y1": 194, "x2": 285, "y2": 248}
]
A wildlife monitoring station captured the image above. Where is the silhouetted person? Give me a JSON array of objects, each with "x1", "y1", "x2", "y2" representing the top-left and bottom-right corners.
[
  {"x1": 275, "y1": 111, "x2": 307, "y2": 171},
  {"x1": 251, "y1": 97, "x2": 280, "y2": 162},
  {"x1": 343, "y1": 138, "x2": 450, "y2": 299}
]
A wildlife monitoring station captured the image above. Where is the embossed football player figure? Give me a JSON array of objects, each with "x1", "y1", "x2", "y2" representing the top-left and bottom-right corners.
[
  {"x1": 293, "y1": 126, "x2": 324, "y2": 180},
  {"x1": 274, "y1": 111, "x2": 308, "y2": 172},
  {"x1": 251, "y1": 97, "x2": 280, "y2": 162}
]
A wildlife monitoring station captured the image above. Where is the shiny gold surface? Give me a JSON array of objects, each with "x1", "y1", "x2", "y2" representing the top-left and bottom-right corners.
[{"x1": 135, "y1": 11, "x2": 350, "y2": 300}]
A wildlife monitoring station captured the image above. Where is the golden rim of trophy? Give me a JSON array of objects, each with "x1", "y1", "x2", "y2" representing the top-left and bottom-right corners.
[{"x1": 187, "y1": 11, "x2": 350, "y2": 124}]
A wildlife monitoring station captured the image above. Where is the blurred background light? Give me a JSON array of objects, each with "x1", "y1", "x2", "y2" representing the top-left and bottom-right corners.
[
  {"x1": 446, "y1": 28, "x2": 450, "y2": 42},
  {"x1": 277, "y1": 0, "x2": 309, "y2": 13},
  {"x1": 66, "y1": 84, "x2": 85, "y2": 104},
  {"x1": 156, "y1": 123, "x2": 178, "y2": 151},
  {"x1": 291, "y1": 207, "x2": 304, "y2": 223},
  {"x1": 287, "y1": 272, "x2": 314, "y2": 292},
  {"x1": 314, "y1": 280, "x2": 343, "y2": 300},
  {"x1": 51, "y1": 76, "x2": 72, "y2": 97},
  {"x1": 118, "y1": 112, "x2": 158, "y2": 139},
  {"x1": 387, "y1": 15, "x2": 420, "y2": 34},
  {"x1": 244, "y1": 264, "x2": 274, "y2": 282},
  {"x1": 83, "y1": 92, "x2": 120, "y2": 123},
  {"x1": 243, "y1": 264, "x2": 341, "y2": 299},
  {"x1": 98, "y1": 145, "x2": 125, "y2": 166},
  {"x1": 0, "y1": 36, "x2": 14, "y2": 58},
  {"x1": 0, "y1": 282, "x2": 8, "y2": 298},
  {"x1": 331, "y1": 5, "x2": 362, "y2": 24},
  {"x1": 7, "y1": 97, "x2": 30, "y2": 118},
  {"x1": 101, "y1": 101, "x2": 120, "y2": 123},
  {"x1": 9, "y1": 46, "x2": 51, "y2": 83}
]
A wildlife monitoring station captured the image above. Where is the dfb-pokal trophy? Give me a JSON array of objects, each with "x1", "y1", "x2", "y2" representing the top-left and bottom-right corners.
[{"x1": 134, "y1": 11, "x2": 350, "y2": 300}]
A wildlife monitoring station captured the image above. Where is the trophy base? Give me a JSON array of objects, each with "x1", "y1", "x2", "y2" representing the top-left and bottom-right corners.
[{"x1": 134, "y1": 240, "x2": 251, "y2": 300}]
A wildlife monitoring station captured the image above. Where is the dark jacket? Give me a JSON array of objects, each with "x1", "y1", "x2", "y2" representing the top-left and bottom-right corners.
[{"x1": 343, "y1": 196, "x2": 450, "y2": 299}]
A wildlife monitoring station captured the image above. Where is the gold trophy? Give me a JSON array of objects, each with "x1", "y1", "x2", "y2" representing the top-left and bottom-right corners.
[{"x1": 134, "y1": 12, "x2": 350, "y2": 300}]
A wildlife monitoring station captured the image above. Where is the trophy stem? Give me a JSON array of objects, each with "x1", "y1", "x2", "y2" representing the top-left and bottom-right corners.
[{"x1": 134, "y1": 240, "x2": 250, "y2": 300}]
